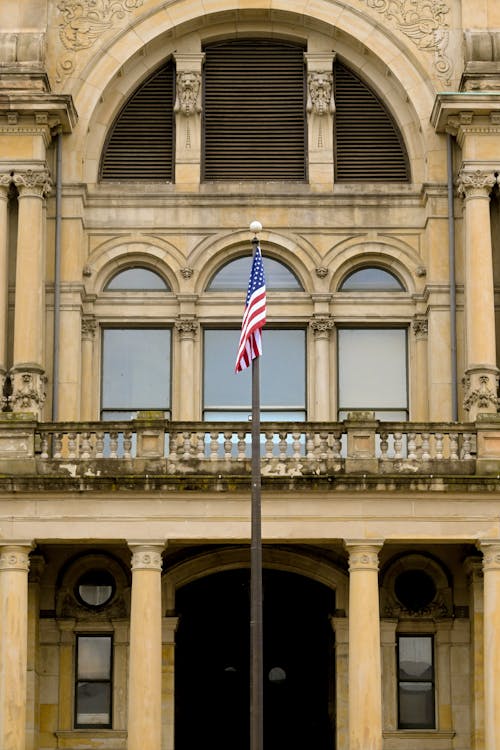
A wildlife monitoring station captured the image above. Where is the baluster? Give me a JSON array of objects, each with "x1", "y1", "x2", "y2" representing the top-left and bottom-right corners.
[
  {"x1": 319, "y1": 431, "x2": 328, "y2": 460},
  {"x1": 393, "y1": 431, "x2": 403, "y2": 460},
  {"x1": 435, "y1": 433, "x2": 443, "y2": 460},
  {"x1": 292, "y1": 431, "x2": 302, "y2": 460},
  {"x1": 197, "y1": 432, "x2": 206, "y2": 461},
  {"x1": 407, "y1": 432, "x2": 417, "y2": 460},
  {"x1": 223, "y1": 431, "x2": 233, "y2": 460},
  {"x1": 168, "y1": 430, "x2": 178, "y2": 462},
  {"x1": 449, "y1": 433, "x2": 459, "y2": 461},
  {"x1": 53, "y1": 432, "x2": 63, "y2": 459},
  {"x1": 265, "y1": 430, "x2": 274, "y2": 459},
  {"x1": 109, "y1": 431, "x2": 118, "y2": 459},
  {"x1": 379, "y1": 431, "x2": 389, "y2": 461},
  {"x1": 235, "y1": 431, "x2": 245, "y2": 461},
  {"x1": 421, "y1": 433, "x2": 430, "y2": 462},
  {"x1": 80, "y1": 432, "x2": 91, "y2": 459},
  {"x1": 40, "y1": 433, "x2": 49, "y2": 459},
  {"x1": 462, "y1": 433, "x2": 472, "y2": 460},
  {"x1": 183, "y1": 431, "x2": 192, "y2": 461},
  {"x1": 123, "y1": 430, "x2": 133, "y2": 459},
  {"x1": 210, "y1": 431, "x2": 220, "y2": 461},
  {"x1": 332, "y1": 431, "x2": 342, "y2": 460},
  {"x1": 278, "y1": 431, "x2": 288, "y2": 460},
  {"x1": 67, "y1": 432, "x2": 77, "y2": 459},
  {"x1": 95, "y1": 431, "x2": 104, "y2": 458},
  {"x1": 306, "y1": 432, "x2": 315, "y2": 461}
]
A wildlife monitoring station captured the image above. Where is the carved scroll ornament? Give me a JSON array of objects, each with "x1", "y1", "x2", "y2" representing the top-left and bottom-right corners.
[{"x1": 58, "y1": 0, "x2": 144, "y2": 51}]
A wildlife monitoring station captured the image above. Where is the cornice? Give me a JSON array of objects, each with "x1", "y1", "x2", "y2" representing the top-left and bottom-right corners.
[
  {"x1": 0, "y1": 94, "x2": 78, "y2": 134},
  {"x1": 431, "y1": 93, "x2": 500, "y2": 134}
]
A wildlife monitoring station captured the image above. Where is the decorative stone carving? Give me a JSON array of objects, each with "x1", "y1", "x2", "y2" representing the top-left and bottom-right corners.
[
  {"x1": 130, "y1": 545, "x2": 163, "y2": 572},
  {"x1": 347, "y1": 544, "x2": 381, "y2": 572},
  {"x1": 463, "y1": 371, "x2": 499, "y2": 415},
  {"x1": 310, "y1": 317, "x2": 334, "y2": 338},
  {"x1": 481, "y1": 543, "x2": 500, "y2": 572},
  {"x1": 8, "y1": 368, "x2": 47, "y2": 415},
  {"x1": 307, "y1": 71, "x2": 334, "y2": 116},
  {"x1": 362, "y1": 0, "x2": 452, "y2": 83},
  {"x1": 81, "y1": 315, "x2": 97, "y2": 340},
  {"x1": 175, "y1": 317, "x2": 198, "y2": 338},
  {"x1": 180, "y1": 267, "x2": 194, "y2": 280},
  {"x1": 0, "y1": 546, "x2": 30, "y2": 572},
  {"x1": 12, "y1": 169, "x2": 52, "y2": 198},
  {"x1": 315, "y1": 266, "x2": 328, "y2": 278},
  {"x1": 57, "y1": 0, "x2": 144, "y2": 51},
  {"x1": 457, "y1": 169, "x2": 497, "y2": 199},
  {"x1": 413, "y1": 318, "x2": 428, "y2": 338},
  {"x1": 174, "y1": 72, "x2": 202, "y2": 117}
]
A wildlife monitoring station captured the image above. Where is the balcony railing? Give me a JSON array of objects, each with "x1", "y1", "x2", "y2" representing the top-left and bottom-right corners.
[{"x1": 0, "y1": 412, "x2": 494, "y2": 477}]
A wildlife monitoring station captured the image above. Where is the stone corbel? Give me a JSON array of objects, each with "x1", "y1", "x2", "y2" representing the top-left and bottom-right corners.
[
  {"x1": 304, "y1": 53, "x2": 336, "y2": 152},
  {"x1": 173, "y1": 54, "x2": 205, "y2": 179}
]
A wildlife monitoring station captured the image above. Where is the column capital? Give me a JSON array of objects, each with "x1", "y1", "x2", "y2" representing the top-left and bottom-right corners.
[
  {"x1": 129, "y1": 543, "x2": 164, "y2": 572},
  {"x1": 413, "y1": 316, "x2": 428, "y2": 339},
  {"x1": 345, "y1": 541, "x2": 384, "y2": 572},
  {"x1": 457, "y1": 168, "x2": 496, "y2": 199},
  {"x1": 81, "y1": 315, "x2": 97, "y2": 340},
  {"x1": 12, "y1": 168, "x2": 52, "y2": 198},
  {"x1": 479, "y1": 541, "x2": 500, "y2": 571},
  {"x1": 175, "y1": 316, "x2": 198, "y2": 339},
  {"x1": 0, "y1": 173, "x2": 11, "y2": 198},
  {"x1": 0, "y1": 544, "x2": 32, "y2": 572},
  {"x1": 310, "y1": 315, "x2": 334, "y2": 338}
]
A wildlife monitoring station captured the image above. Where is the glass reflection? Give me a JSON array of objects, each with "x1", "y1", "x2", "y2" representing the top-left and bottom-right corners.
[
  {"x1": 105, "y1": 267, "x2": 169, "y2": 291},
  {"x1": 207, "y1": 256, "x2": 303, "y2": 291},
  {"x1": 340, "y1": 267, "x2": 404, "y2": 291}
]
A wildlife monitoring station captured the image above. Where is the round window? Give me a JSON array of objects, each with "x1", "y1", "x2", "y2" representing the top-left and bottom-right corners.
[
  {"x1": 76, "y1": 570, "x2": 115, "y2": 608},
  {"x1": 394, "y1": 569, "x2": 437, "y2": 612}
]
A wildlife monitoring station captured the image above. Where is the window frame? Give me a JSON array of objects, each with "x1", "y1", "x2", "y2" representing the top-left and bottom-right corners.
[
  {"x1": 74, "y1": 633, "x2": 113, "y2": 730},
  {"x1": 397, "y1": 633, "x2": 436, "y2": 730}
]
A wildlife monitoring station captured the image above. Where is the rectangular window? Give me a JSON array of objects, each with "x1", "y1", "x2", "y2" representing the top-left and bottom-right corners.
[
  {"x1": 75, "y1": 635, "x2": 112, "y2": 728},
  {"x1": 101, "y1": 328, "x2": 171, "y2": 419},
  {"x1": 337, "y1": 327, "x2": 408, "y2": 420},
  {"x1": 397, "y1": 635, "x2": 435, "y2": 729},
  {"x1": 203, "y1": 328, "x2": 306, "y2": 421}
]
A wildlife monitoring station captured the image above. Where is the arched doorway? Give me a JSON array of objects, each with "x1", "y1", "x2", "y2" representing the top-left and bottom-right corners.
[{"x1": 175, "y1": 568, "x2": 335, "y2": 750}]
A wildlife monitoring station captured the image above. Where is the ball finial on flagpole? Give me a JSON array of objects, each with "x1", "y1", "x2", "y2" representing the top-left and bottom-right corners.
[{"x1": 250, "y1": 220, "x2": 262, "y2": 237}]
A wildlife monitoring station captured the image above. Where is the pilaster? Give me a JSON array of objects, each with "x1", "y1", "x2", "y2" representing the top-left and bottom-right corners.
[
  {"x1": 310, "y1": 315, "x2": 334, "y2": 421},
  {"x1": 465, "y1": 556, "x2": 485, "y2": 750},
  {"x1": 479, "y1": 541, "x2": 500, "y2": 750},
  {"x1": 412, "y1": 316, "x2": 429, "y2": 421},
  {"x1": 81, "y1": 314, "x2": 96, "y2": 420},
  {"x1": 175, "y1": 316, "x2": 198, "y2": 420},
  {"x1": 162, "y1": 616, "x2": 179, "y2": 750},
  {"x1": 0, "y1": 176, "x2": 10, "y2": 388}
]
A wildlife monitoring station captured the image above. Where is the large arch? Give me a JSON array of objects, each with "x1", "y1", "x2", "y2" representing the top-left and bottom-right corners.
[{"x1": 67, "y1": 2, "x2": 436, "y2": 184}]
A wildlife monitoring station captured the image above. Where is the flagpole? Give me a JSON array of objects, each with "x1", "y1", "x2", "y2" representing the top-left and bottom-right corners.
[{"x1": 249, "y1": 223, "x2": 264, "y2": 750}]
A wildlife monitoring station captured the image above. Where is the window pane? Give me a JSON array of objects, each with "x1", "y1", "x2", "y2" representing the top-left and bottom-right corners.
[
  {"x1": 338, "y1": 328, "x2": 407, "y2": 412},
  {"x1": 207, "y1": 257, "x2": 303, "y2": 291},
  {"x1": 399, "y1": 683, "x2": 434, "y2": 728},
  {"x1": 204, "y1": 330, "x2": 306, "y2": 414},
  {"x1": 105, "y1": 268, "x2": 169, "y2": 290},
  {"x1": 102, "y1": 329, "x2": 171, "y2": 411},
  {"x1": 340, "y1": 267, "x2": 404, "y2": 291},
  {"x1": 76, "y1": 682, "x2": 111, "y2": 725},
  {"x1": 77, "y1": 636, "x2": 112, "y2": 680},
  {"x1": 399, "y1": 636, "x2": 433, "y2": 680}
]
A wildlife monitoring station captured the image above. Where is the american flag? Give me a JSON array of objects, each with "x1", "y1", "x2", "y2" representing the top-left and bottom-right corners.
[{"x1": 235, "y1": 244, "x2": 267, "y2": 373}]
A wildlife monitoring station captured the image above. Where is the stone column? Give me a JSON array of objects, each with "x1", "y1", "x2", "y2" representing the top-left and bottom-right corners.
[
  {"x1": 162, "y1": 616, "x2": 179, "y2": 750},
  {"x1": 173, "y1": 54, "x2": 204, "y2": 189},
  {"x1": 10, "y1": 169, "x2": 52, "y2": 417},
  {"x1": 128, "y1": 544, "x2": 164, "y2": 750},
  {"x1": 380, "y1": 619, "x2": 398, "y2": 730},
  {"x1": 435, "y1": 620, "x2": 453, "y2": 731},
  {"x1": 331, "y1": 616, "x2": 349, "y2": 750},
  {"x1": 310, "y1": 316, "x2": 334, "y2": 421},
  {"x1": 26, "y1": 554, "x2": 45, "y2": 750},
  {"x1": 480, "y1": 542, "x2": 500, "y2": 750},
  {"x1": 412, "y1": 317, "x2": 429, "y2": 421},
  {"x1": 458, "y1": 169, "x2": 498, "y2": 420},
  {"x1": 80, "y1": 315, "x2": 96, "y2": 420},
  {"x1": 0, "y1": 544, "x2": 31, "y2": 750},
  {"x1": 346, "y1": 542, "x2": 383, "y2": 750},
  {"x1": 304, "y1": 53, "x2": 336, "y2": 191},
  {"x1": 174, "y1": 317, "x2": 198, "y2": 420},
  {"x1": 0, "y1": 175, "x2": 11, "y2": 400},
  {"x1": 465, "y1": 556, "x2": 485, "y2": 750}
]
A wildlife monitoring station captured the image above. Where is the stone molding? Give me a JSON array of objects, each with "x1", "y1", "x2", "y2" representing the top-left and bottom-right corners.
[
  {"x1": 346, "y1": 543, "x2": 382, "y2": 573},
  {"x1": 457, "y1": 169, "x2": 497, "y2": 199},
  {"x1": 130, "y1": 544, "x2": 163, "y2": 572},
  {"x1": 0, "y1": 545, "x2": 31, "y2": 572}
]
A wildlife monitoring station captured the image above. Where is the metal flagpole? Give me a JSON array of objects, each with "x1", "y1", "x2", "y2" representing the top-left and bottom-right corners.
[{"x1": 250, "y1": 226, "x2": 264, "y2": 750}]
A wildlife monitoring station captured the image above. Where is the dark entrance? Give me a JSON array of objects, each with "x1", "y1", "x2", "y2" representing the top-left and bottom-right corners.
[{"x1": 175, "y1": 567, "x2": 335, "y2": 750}]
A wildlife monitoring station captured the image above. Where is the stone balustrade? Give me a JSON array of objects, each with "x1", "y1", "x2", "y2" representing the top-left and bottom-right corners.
[{"x1": 0, "y1": 415, "x2": 487, "y2": 476}]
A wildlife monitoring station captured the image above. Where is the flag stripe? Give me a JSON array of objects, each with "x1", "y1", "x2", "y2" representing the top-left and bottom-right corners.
[{"x1": 235, "y1": 244, "x2": 266, "y2": 373}]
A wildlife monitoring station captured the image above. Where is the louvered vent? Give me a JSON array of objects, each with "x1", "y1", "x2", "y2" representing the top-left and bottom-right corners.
[
  {"x1": 334, "y1": 62, "x2": 410, "y2": 182},
  {"x1": 203, "y1": 40, "x2": 306, "y2": 181},
  {"x1": 100, "y1": 63, "x2": 174, "y2": 181}
]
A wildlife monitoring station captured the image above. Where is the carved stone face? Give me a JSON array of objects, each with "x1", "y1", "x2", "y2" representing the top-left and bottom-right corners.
[
  {"x1": 308, "y1": 72, "x2": 333, "y2": 115},
  {"x1": 177, "y1": 72, "x2": 201, "y2": 115}
]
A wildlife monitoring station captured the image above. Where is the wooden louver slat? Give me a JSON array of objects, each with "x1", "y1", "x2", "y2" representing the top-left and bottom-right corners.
[
  {"x1": 334, "y1": 62, "x2": 410, "y2": 182},
  {"x1": 100, "y1": 63, "x2": 174, "y2": 181},
  {"x1": 203, "y1": 40, "x2": 306, "y2": 181}
]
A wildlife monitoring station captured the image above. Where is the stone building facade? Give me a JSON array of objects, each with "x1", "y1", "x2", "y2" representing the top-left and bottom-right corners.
[{"x1": 1, "y1": 1, "x2": 500, "y2": 749}]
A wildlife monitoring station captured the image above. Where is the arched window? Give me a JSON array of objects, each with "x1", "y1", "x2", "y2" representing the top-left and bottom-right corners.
[
  {"x1": 339, "y1": 267, "x2": 405, "y2": 292},
  {"x1": 104, "y1": 267, "x2": 170, "y2": 291},
  {"x1": 207, "y1": 256, "x2": 303, "y2": 291}
]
